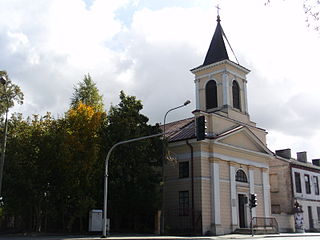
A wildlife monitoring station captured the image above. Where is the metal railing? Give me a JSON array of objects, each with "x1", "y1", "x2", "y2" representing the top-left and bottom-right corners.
[{"x1": 252, "y1": 217, "x2": 279, "y2": 234}]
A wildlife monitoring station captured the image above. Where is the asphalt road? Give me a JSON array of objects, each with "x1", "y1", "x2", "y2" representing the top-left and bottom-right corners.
[{"x1": 1, "y1": 233, "x2": 320, "y2": 240}]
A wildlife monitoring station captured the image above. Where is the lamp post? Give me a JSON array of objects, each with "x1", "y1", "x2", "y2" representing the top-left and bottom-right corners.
[
  {"x1": 102, "y1": 131, "x2": 170, "y2": 238},
  {"x1": 101, "y1": 100, "x2": 191, "y2": 238},
  {"x1": 160, "y1": 100, "x2": 191, "y2": 234},
  {"x1": 0, "y1": 75, "x2": 8, "y2": 197}
]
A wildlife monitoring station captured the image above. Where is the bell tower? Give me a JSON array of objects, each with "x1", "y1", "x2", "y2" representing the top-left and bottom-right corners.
[{"x1": 191, "y1": 15, "x2": 251, "y2": 124}]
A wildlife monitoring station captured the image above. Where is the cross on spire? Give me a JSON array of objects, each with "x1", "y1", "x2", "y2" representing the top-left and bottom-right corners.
[{"x1": 216, "y1": 4, "x2": 221, "y2": 16}]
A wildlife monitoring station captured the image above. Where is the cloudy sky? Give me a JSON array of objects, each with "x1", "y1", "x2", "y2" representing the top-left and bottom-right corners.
[{"x1": 1, "y1": 0, "x2": 320, "y2": 160}]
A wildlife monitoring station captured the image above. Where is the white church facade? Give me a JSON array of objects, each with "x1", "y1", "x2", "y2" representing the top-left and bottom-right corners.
[{"x1": 163, "y1": 15, "x2": 276, "y2": 235}]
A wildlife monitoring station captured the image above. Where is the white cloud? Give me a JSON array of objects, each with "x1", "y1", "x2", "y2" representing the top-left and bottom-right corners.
[{"x1": 1, "y1": 0, "x2": 320, "y2": 160}]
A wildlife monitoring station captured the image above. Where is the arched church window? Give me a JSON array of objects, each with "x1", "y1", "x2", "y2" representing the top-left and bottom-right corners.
[
  {"x1": 205, "y1": 80, "x2": 218, "y2": 109},
  {"x1": 232, "y1": 80, "x2": 241, "y2": 110},
  {"x1": 236, "y1": 169, "x2": 248, "y2": 183}
]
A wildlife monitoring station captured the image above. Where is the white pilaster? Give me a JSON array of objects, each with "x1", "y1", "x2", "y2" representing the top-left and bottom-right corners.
[
  {"x1": 262, "y1": 171, "x2": 271, "y2": 217},
  {"x1": 243, "y1": 82, "x2": 248, "y2": 113},
  {"x1": 249, "y1": 169, "x2": 256, "y2": 217},
  {"x1": 195, "y1": 80, "x2": 200, "y2": 109},
  {"x1": 230, "y1": 165, "x2": 237, "y2": 226},
  {"x1": 222, "y1": 73, "x2": 229, "y2": 106},
  {"x1": 211, "y1": 162, "x2": 221, "y2": 225}
]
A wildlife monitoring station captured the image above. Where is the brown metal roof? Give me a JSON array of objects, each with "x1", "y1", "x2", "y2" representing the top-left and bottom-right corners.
[{"x1": 161, "y1": 117, "x2": 195, "y2": 142}]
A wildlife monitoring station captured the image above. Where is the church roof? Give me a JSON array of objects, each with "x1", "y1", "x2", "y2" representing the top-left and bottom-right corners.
[
  {"x1": 161, "y1": 117, "x2": 195, "y2": 142},
  {"x1": 203, "y1": 15, "x2": 229, "y2": 66}
]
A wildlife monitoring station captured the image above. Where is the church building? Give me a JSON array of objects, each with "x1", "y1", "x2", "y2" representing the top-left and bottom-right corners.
[{"x1": 163, "y1": 15, "x2": 276, "y2": 235}]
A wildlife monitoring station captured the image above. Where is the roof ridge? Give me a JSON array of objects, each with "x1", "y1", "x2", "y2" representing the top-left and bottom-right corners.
[{"x1": 163, "y1": 116, "x2": 193, "y2": 127}]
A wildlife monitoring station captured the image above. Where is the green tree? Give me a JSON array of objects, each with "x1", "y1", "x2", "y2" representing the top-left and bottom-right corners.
[
  {"x1": 70, "y1": 74, "x2": 104, "y2": 112},
  {"x1": 3, "y1": 107, "x2": 106, "y2": 233},
  {"x1": 104, "y1": 91, "x2": 163, "y2": 233},
  {"x1": 3, "y1": 113, "x2": 59, "y2": 232},
  {"x1": 61, "y1": 102, "x2": 106, "y2": 232},
  {"x1": 0, "y1": 71, "x2": 24, "y2": 115}
]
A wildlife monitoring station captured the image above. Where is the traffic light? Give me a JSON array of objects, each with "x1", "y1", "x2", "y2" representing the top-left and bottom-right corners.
[
  {"x1": 249, "y1": 193, "x2": 257, "y2": 208},
  {"x1": 196, "y1": 115, "x2": 207, "y2": 141}
]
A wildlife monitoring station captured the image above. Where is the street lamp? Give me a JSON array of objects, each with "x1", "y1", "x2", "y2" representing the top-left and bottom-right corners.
[
  {"x1": 0, "y1": 75, "x2": 8, "y2": 197},
  {"x1": 102, "y1": 131, "x2": 166, "y2": 238},
  {"x1": 101, "y1": 100, "x2": 191, "y2": 238},
  {"x1": 160, "y1": 99, "x2": 191, "y2": 234}
]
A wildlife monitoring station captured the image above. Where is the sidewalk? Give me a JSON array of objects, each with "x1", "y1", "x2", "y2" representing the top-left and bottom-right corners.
[
  {"x1": 1, "y1": 232, "x2": 320, "y2": 240},
  {"x1": 97, "y1": 232, "x2": 320, "y2": 239}
]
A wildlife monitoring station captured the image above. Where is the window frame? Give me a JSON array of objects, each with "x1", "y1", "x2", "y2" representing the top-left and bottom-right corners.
[
  {"x1": 235, "y1": 169, "x2": 248, "y2": 183},
  {"x1": 178, "y1": 191, "x2": 189, "y2": 216},
  {"x1": 305, "y1": 174, "x2": 311, "y2": 194},
  {"x1": 314, "y1": 176, "x2": 319, "y2": 195},
  {"x1": 205, "y1": 80, "x2": 218, "y2": 110},
  {"x1": 179, "y1": 161, "x2": 189, "y2": 178},
  {"x1": 232, "y1": 80, "x2": 241, "y2": 110},
  {"x1": 295, "y1": 172, "x2": 302, "y2": 193}
]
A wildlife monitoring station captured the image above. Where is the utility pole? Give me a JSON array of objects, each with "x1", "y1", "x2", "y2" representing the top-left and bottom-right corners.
[{"x1": 0, "y1": 75, "x2": 8, "y2": 198}]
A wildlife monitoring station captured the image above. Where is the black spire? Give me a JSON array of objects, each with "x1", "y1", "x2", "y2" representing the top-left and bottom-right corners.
[{"x1": 203, "y1": 15, "x2": 229, "y2": 66}]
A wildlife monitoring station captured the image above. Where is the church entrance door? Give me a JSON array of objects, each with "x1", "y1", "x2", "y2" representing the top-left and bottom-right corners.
[{"x1": 238, "y1": 194, "x2": 247, "y2": 228}]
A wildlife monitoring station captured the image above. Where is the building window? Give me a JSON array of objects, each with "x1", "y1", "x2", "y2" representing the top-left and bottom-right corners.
[
  {"x1": 295, "y1": 172, "x2": 302, "y2": 193},
  {"x1": 317, "y1": 207, "x2": 320, "y2": 222},
  {"x1": 236, "y1": 169, "x2": 248, "y2": 183},
  {"x1": 179, "y1": 162, "x2": 189, "y2": 178},
  {"x1": 314, "y1": 176, "x2": 319, "y2": 195},
  {"x1": 205, "y1": 80, "x2": 218, "y2": 109},
  {"x1": 179, "y1": 191, "x2": 189, "y2": 216},
  {"x1": 232, "y1": 80, "x2": 241, "y2": 110},
  {"x1": 305, "y1": 174, "x2": 311, "y2": 194}
]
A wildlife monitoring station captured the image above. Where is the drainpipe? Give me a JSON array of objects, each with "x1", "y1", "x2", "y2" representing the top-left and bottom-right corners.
[{"x1": 186, "y1": 140, "x2": 195, "y2": 232}]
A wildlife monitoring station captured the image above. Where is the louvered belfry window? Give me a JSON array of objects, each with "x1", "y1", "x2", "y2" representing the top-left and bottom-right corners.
[
  {"x1": 206, "y1": 80, "x2": 218, "y2": 110},
  {"x1": 232, "y1": 80, "x2": 241, "y2": 110}
]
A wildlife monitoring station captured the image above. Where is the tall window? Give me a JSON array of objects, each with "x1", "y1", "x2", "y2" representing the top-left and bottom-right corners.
[
  {"x1": 179, "y1": 162, "x2": 189, "y2": 178},
  {"x1": 236, "y1": 169, "x2": 248, "y2": 183},
  {"x1": 314, "y1": 176, "x2": 319, "y2": 195},
  {"x1": 179, "y1": 191, "x2": 189, "y2": 216},
  {"x1": 205, "y1": 80, "x2": 218, "y2": 109},
  {"x1": 317, "y1": 207, "x2": 320, "y2": 221},
  {"x1": 232, "y1": 80, "x2": 241, "y2": 110},
  {"x1": 305, "y1": 174, "x2": 311, "y2": 194},
  {"x1": 295, "y1": 172, "x2": 302, "y2": 193}
]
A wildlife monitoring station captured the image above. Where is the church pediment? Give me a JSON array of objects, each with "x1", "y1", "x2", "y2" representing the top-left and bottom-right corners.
[{"x1": 215, "y1": 126, "x2": 272, "y2": 155}]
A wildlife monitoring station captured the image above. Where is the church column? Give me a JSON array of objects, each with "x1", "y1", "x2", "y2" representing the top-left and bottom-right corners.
[
  {"x1": 243, "y1": 80, "x2": 248, "y2": 114},
  {"x1": 222, "y1": 73, "x2": 230, "y2": 106},
  {"x1": 262, "y1": 169, "x2": 271, "y2": 217},
  {"x1": 249, "y1": 168, "x2": 256, "y2": 218},
  {"x1": 211, "y1": 161, "x2": 221, "y2": 226},
  {"x1": 195, "y1": 79, "x2": 200, "y2": 109},
  {"x1": 230, "y1": 164, "x2": 237, "y2": 229}
]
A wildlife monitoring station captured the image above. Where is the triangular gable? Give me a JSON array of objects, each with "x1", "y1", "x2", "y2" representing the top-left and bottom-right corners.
[{"x1": 215, "y1": 126, "x2": 273, "y2": 156}]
